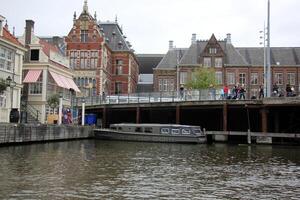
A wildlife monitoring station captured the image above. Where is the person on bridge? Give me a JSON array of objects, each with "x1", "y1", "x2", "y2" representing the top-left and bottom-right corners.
[
  {"x1": 102, "y1": 91, "x2": 106, "y2": 103},
  {"x1": 223, "y1": 85, "x2": 229, "y2": 99},
  {"x1": 180, "y1": 85, "x2": 184, "y2": 100},
  {"x1": 259, "y1": 85, "x2": 264, "y2": 99}
]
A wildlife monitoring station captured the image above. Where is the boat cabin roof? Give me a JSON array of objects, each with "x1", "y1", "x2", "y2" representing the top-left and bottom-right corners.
[{"x1": 110, "y1": 123, "x2": 200, "y2": 129}]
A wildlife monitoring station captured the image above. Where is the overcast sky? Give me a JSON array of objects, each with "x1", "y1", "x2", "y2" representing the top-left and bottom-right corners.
[{"x1": 1, "y1": 0, "x2": 300, "y2": 53}]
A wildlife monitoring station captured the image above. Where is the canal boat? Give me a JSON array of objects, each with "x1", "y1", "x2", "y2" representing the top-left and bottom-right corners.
[{"x1": 94, "y1": 123, "x2": 206, "y2": 144}]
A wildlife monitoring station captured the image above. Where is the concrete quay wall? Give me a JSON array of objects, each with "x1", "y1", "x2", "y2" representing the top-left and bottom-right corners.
[{"x1": 0, "y1": 123, "x2": 93, "y2": 145}]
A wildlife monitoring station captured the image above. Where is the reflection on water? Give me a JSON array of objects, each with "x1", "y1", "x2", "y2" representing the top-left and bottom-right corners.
[{"x1": 0, "y1": 141, "x2": 299, "y2": 199}]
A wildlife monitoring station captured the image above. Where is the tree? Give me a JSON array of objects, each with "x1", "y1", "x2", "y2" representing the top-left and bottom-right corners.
[
  {"x1": 186, "y1": 67, "x2": 217, "y2": 89},
  {"x1": 47, "y1": 94, "x2": 59, "y2": 114}
]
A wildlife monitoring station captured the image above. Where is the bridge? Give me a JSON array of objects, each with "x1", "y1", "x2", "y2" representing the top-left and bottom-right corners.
[{"x1": 74, "y1": 90, "x2": 300, "y2": 133}]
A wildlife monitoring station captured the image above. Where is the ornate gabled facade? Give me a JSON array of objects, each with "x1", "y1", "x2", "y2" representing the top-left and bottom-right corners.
[
  {"x1": 0, "y1": 15, "x2": 26, "y2": 123},
  {"x1": 154, "y1": 33, "x2": 300, "y2": 98},
  {"x1": 65, "y1": 0, "x2": 139, "y2": 96}
]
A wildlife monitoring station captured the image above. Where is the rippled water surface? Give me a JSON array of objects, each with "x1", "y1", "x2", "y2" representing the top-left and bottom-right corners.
[{"x1": 0, "y1": 140, "x2": 299, "y2": 199}]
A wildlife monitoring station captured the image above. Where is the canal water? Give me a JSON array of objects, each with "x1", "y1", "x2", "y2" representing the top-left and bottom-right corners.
[{"x1": 0, "y1": 140, "x2": 299, "y2": 199}]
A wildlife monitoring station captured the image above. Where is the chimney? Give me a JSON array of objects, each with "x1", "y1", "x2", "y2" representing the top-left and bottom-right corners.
[
  {"x1": 0, "y1": 15, "x2": 5, "y2": 37},
  {"x1": 169, "y1": 40, "x2": 174, "y2": 50},
  {"x1": 191, "y1": 33, "x2": 196, "y2": 44},
  {"x1": 25, "y1": 20, "x2": 34, "y2": 45},
  {"x1": 226, "y1": 33, "x2": 231, "y2": 44}
]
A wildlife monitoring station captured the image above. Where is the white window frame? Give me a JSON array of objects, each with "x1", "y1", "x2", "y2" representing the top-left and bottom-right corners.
[
  {"x1": 250, "y1": 73, "x2": 258, "y2": 85},
  {"x1": 180, "y1": 72, "x2": 188, "y2": 84},
  {"x1": 239, "y1": 73, "x2": 246, "y2": 85},
  {"x1": 215, "y1": 71, "x2": 223, "y2": 85},
  {"x1": 274, "y1": 73, "x2": 283, "y2": 85},
  {"x1": 227, "y1": 72, "x2": 235, "y2": 85},
  {"x1": 203, "y1": 57, "x2": 211, "y2": 67},
  {"x1": 287, "y1": 73, "x2": 295, "y2": 85},
  {"x1": 215, "y1": 58, "x2": 222, "y2": 67}
]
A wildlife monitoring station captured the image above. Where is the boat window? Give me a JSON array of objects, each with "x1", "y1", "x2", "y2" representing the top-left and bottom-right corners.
[
  {"x1": 144, "y1": 127, "x2": 153, "y2": 133},
  {"x1": 111, "y1": 127, "x2": 116, "y2": 130},
  {"x1": 194, "y1": 129, "x2": 201, "y2": 134},
  {"x1": 182, "y1": 128, "x2": 191, "y2": 135},
  {"x1": 118, "y1": 127, "x2": 122, "y2": 131},
  {"x1": 171, "y1": 129, "x2": 180, "y2": 135},
  {"x1": 161, "y1": 128, "x2": 170, "y2": 134},
  {"x1": 135, "y1": 127, "x2": 142, "y2": 132}
]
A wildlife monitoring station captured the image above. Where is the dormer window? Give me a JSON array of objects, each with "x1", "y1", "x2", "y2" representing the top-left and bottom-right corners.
[
  {"x1": 80, "y1": 30, "x2": 88, "y2": 42},
  {"x1": 30, "y1": 49, "x2": 39, "y2": 61},
  {"x1": 209, "y1": 48, "x2": 217, "y2": 54}
]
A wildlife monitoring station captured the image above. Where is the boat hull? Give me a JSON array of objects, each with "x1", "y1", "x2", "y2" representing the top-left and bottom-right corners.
[{"x1": 94, "y1": 129, "x2": 206, "y2": 144}]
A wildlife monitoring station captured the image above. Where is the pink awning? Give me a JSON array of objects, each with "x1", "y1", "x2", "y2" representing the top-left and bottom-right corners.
[
  {"x1": 49, "y1": 71, "x2": 65, "y2": 88},
  {"x1": 23, "y1": 70, "x2": 42, "y2": 83},
  {"x1": 49, "y1": 71, "x2": 80, "y2": 92}
]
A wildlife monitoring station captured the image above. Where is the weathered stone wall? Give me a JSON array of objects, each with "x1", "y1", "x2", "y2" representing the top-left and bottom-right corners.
[{"x1": 0, "y1": 123, "x2": 93, "y2": 144}]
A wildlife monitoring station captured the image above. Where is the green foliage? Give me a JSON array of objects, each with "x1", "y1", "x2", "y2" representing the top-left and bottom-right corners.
[
  {"x1": 47, "y1": 94, "x2": 59, "y2": 111},
  {"x1": 0, "y1": 78, "x2": 8, "y2": 93},
  {"x1": 186, "y1": 67, "x2": 217, "y2": 89}
]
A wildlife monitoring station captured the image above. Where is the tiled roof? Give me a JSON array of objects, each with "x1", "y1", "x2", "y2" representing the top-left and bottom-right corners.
[
  {"x1": 39, "y1": 39, "x2": 60, "y2": 57},
  {"x1": 156, "y1": 48, "x2": 187, "y2": 69},
  {"x1": 99, "y1": 22, "x2": 131, "y2": 51},
  {"x1": 1, "y1": 27, "x2": 24, "y2": 47},
  {"x1": 237, "y1": 47, "x2": 300, "y2": 66}
]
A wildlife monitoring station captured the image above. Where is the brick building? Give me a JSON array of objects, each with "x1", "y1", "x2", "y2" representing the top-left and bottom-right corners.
[
  {"x1": 65, "y1": 0, "x2": 139, "y2": 96},
  {"x1": 154, "y1": 34, "x2": 300, "y2": 98}
]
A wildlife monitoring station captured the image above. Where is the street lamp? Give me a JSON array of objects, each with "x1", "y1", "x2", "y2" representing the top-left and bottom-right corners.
[
  {"x1": 69, "y1": 88, "x2": 75, "y2": 124},
  {"x1": 6, "y1": 76, "x2": 17, "y2": 123},
  {"x1": 81, "y1": 97, "x2": 86, "y2": 126},
  {"x1": 58, "y1": 91, "x2": 63, "y2": 125}
]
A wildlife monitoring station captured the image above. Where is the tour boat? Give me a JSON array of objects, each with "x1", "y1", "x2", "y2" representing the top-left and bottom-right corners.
[{"x1": 94, "y1": 123, "x2": 206, "y2": 144}]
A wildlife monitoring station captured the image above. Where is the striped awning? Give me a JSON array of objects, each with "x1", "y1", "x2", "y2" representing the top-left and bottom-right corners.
[
  {"x1": 23, "y1": 70, "x2": 42, "y2": 83},
  {"x1": 49, "y1": 71, "x2": 80, "y2": 92}
]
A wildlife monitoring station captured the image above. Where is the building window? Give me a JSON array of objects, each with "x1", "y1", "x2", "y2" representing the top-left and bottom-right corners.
[
  {"x1": 115, "y1": 82, "x2": 122, "y2": 94},
  {"x1": 80, "y1": 51, "x2": 89, "y2": 69},
  {"x1": 250, "y1": 73, "x2": 258, "y2": 85},
  {"x1": 215, "y1": 72, "x2": 223, "y2": 85},
  {"x1": 215, "y1": 58, "x2": 222, "y2": 67},
  {"x1": 90, "y1": 51, "x2": 98, "y2": 69},
  {"x1": 70, "y1": 51, "x2": 78, "y2": 69},
  {"x1": 250, "y1": 89, "x2": 258, "y2": 98},
  {"x1": 209, "y1": 48, "x2": 217, "y2": 54},
  {"x1": 116, "y1": 59, "x2": 123, "y2": 75},
  {"x1": 169, "y1": 79, "x2": 174, "y2": 91},
  {"x1": 163, "y1": 79, "x2": 168, "y2": 91},
  {"x1": 203, "y1": 57, "x2": 211, "y2": 67},
  {"x1": 180, "y1": 72, "x2": 188, "y2": 84},
  {"x1": 239, "y1": 73, "x2": 246, "y2": 85},
  {"x1": 29, "y1": 76, "x2": 43, "y2": 94},
  {"x1": 30, "y1": 49, "x2": 39, "y2": 61},
  {"x1": 0, "y1": 47, "x2": 14, "y2": 72},
  {"x1": 80, "y1": 30, "x2": 88, "y2": 42},
  {"x1": 227, "y1": 72, "x2": 235, "y2": 85},
  {"x1": 158, "y1": 79, "x2": 163, "y2": 91},
  {"x1": 274, "y1": 73, "x2": 283, "y2": 85},
  {"x1": 287, "y1": 73, "x2": 295, "y2": 85}
]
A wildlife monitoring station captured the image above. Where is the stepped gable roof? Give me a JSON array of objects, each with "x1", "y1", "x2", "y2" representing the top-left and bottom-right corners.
[
  {"x1": 137, "y1": 54, "x2": 164, "y2": 74},
  {"x1": 1, "y1": 27, "x2": 24, "y2": 47},
  {"x1": 100, "y1": 22, "x2": 131, "y2": 51},
  {"x1": 156, "y1": 48, "x2": 187, "y2": 69},
  {"x1": 237, "y1": 47, "x2": 300, "y2": 66}
]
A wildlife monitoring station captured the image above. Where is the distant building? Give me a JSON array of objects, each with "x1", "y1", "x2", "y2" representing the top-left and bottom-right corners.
[
  {"x1": 65, "y1": 0, "x2": 139, "y2": 96},
  {"x1": 19, "y1": 20, "x2": 79, "y2": 124},
  {"x1": 136, "y1": 54, "x2": 164, "y2": 93},
  {"x1": 0, "y1": 15, "x2": 26, "y2": 123},
  {"x1": 154, "y1": 34, "x2": 300, "y2": 98}
]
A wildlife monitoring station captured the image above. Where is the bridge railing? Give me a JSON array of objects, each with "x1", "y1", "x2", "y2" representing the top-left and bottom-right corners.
[{"x1": 74, "y1": 89, "x2": 228, "y2": 106}]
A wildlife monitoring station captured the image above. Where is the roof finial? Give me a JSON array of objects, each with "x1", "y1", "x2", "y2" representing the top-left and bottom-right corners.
[
  {"x1": 73, "y1": 11, "x2": 76, "y2": 20},
  {"x1": 115, "y1": 15, "x2": 118, "y2": 23},
  {"x1": 83, "y1": 0, "x2": 88, "y2": 13},
  {"x1": 13, "y1": 27, "x2": 15, "y2": 36},
  {"x1": 94, "y1": 11, "x2": 97, "y2": 20},
  {"x1": 4, "y1": 20, "x2": 8, "y2": 29}
]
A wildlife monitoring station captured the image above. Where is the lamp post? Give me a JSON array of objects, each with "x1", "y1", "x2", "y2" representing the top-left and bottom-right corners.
[
  {"x1": 6, "y1": 76, "x2": 17, "y2": 122},
  {"x1": 69, "y1": 88, "x2": 75, "y2": 124},
  {"x1": 259, "y1": 24, "x2": 267, "y2": 98},
  {"x1": 58, "y1": 92, "x2": 63, "y2": 125},
  {"x1": 81, "y1": 97, "x2": 86, "y2": 126}
]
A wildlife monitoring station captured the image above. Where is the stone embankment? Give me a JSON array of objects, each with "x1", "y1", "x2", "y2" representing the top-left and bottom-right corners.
[{"x1": 0, "y1": 123, "x2": 93, "y2": 145}]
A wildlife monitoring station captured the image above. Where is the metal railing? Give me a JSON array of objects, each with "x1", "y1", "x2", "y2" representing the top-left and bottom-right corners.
[
  {"x1": 26, "y1": 104, "x2": 42, "y2": 122},
  {"x1": 74, "y1": 89, "x2": 245, "y2": 106}
]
